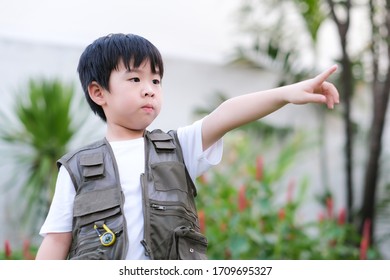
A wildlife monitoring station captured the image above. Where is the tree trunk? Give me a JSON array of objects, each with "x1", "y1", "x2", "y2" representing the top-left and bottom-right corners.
[
  {"x1": 361, "y1": 82, "x2": 390, "y2": 241},
  {"x1": 340, "y1": 55, "x2": 354, "y2": 223},
  {"x1": 327, "y1": 0, "x2": 355, "y2": 222},
  {"x1": 360, "y1": 0, "x2": 390, "y2": 243}
]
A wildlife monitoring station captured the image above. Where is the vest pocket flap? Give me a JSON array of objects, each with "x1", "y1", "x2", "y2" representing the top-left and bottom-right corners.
[
  {"x1": 170, "y1": 226, "x2": 208, "y2": 260},
  {"x1": 74, "y1": 187, "x2": 121, "y2": 217},
  {"x1": 80, "y1": 153, "x2": 104, "y2": 178},
  {"x1": 153, "y1": 141, "x2": 176, "y2": 150},
  {"x1": 148, "y1": 133, "x2": 172, "y2": 141},
  {"x1": 149, "y1": 133, "x2": 176, "y2": 150},
  {"x1": 77, "y1": 207, "x2": 121, "y2": 227}
]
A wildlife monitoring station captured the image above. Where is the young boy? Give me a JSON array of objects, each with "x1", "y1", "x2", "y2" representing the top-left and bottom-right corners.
[{"x1": 36, "y1": 33, "x2": 339, "y2": 260}]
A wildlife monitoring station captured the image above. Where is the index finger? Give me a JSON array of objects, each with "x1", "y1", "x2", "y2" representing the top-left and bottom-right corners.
[{"x1": 313, "y1": 64, "x2": 338, "y2": 84}]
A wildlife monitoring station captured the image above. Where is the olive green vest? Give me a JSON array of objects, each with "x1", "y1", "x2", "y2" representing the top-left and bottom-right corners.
[{"x1": 57, "y1": 130, "x2": 207, "y2": 260}]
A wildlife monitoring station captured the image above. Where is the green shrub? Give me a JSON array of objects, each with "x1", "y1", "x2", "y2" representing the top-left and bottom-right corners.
[{"x1": 196, "y1": 133, "x2": 380, "y2": 259}]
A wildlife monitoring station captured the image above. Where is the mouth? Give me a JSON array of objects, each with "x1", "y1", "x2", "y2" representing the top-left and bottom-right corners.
[{"x1": 141, "y1": 104, "x2": 154, "y2": 113}]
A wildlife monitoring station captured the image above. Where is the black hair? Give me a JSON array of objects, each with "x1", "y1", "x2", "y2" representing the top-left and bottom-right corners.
[{"x1": 77, "y1": 33, "x2": 164, "y2": 122}]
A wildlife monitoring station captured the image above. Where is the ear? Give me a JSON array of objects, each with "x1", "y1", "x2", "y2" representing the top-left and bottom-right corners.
[{"x1": 88, "y1": 81, "x2": 106, "y2": 106}]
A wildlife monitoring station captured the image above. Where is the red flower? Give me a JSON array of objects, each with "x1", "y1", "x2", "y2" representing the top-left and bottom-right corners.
[
  {"x1": 326, "y1": 197, "x2": 333, "y2": 218},
  {"x1": 337, "y1": 208, "x2": 346, "y2": 225},
  {"x1": 238, "y1": 185, "x2": 248, "y2": 212},
  {"x1": 23, "y1": 239, "x2": 35, "y2": 260},
  {"x1": 224, "y1": 248, "x2": 232, "y2": 259},
  {"x1": 198, "y1": 174, "x2": 207, "y2": 185},
  {"x1": 318, "y1": 212, "x2": 325, "y2": 222},
  {"x1": 360, "y1": 219, "x2": 371, "y2": 260},
  {"x1": 287, "y1": 179, "x2": 295, "y2": 203},
  {"x1": 4, "y1": 240, "x2": 11, "y2": 259},
  {"x1": 278, "y1": 208, "x2": 286, "y2": 220},
  {"x1": 255, "y1": 156, "x2": 263, "y2": 181},
  {"x1": 198, "y1": 210, "x2": 206, "y2": 234}
]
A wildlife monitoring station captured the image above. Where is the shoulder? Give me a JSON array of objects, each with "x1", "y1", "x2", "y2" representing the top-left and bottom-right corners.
[
  {"x1": 177, "y1": 119, "x2": 202, "y2": 135},
  {"x1": 57, "y1": 138, "x2": 107, "y2": 168},
  {"x1": 176, "y1": 119, "x2": 203, "y2": 148},
  {"x1": 56, "y1": 138, "x2": 110, "y2": 192}
]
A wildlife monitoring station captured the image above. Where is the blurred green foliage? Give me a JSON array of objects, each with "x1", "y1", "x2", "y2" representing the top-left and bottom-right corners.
[
  {"x1": 0, "y1": 78, "x2": 86, "y2": 235},
  {"x1": 196, "y1": 132, "x2": 381, "y2": 259}
]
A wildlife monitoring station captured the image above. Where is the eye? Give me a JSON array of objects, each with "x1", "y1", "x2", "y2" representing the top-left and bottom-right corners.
[
  {"x1": 129, "y1": 77, "x2": 140, "y2": 82},
  {"x1": 153, "y1": 79, "x2": 160, "y2": 85}
]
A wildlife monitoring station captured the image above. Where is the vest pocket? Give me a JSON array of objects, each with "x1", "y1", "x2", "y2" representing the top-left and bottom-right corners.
[
  {"x1": 151, "y1": 161, "x2": 189, "y2": 193},
  {"x1": 80, "y1": 152, "x2": 105, "y2": 180},
  {"x1": 169, "y1": 226, "x2": 208, "y2": 260},
  {"x1": 68, "y1": 219, "x2": 125, "y2": 260},
  {"x1": 74, "y1": 186, "x2": 121, "y2": 227},
  {"x1": 148, "y1": 200, "x2": 207, "y2": 259},
  {"x1": 69, "y1": 186, "x2": 127, "y2": 260}
]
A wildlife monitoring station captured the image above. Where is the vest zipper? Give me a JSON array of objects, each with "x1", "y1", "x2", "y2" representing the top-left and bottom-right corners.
[
  {"x1": 150, "y1": 203, "x2": 198, "y2": 225},
  {"x1": 141, "y1": 173, "x2": 152, "y2": 258},
  {"x1": 151, "y1": 203, "x2": 166, "y2": 210},
  {"x1": 140, "y1": 239, "x2": 152, "y2": 256}
]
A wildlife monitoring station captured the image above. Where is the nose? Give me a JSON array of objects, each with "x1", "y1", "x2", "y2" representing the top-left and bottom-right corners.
[
  {"x1": 144, "y1": 91, "x2": 155, "y2": 97},
  {"x1": 142, "y1": 83, "x2": 155, "y2": 97}
]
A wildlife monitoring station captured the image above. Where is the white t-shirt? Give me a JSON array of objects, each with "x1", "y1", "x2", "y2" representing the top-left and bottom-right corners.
[{"x1": 39, "y1": 119, "x2": 223, "y2": 259}]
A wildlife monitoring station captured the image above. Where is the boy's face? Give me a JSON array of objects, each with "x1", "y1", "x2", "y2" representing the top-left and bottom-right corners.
[{"x1": 102, "y1": 59, "x2": 162, "y2": 134}]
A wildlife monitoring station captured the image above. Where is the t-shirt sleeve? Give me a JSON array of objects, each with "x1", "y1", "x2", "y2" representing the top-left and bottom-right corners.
[
  {"x1": 177, "y1": 118, "x2": 223, "y2": 181},
  {"x1": 39, "y1": 166, "x2": 75, "y2": 236}
]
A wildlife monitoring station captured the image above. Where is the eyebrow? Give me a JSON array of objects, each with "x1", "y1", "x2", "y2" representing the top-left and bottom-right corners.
[{"x1": 125, "y1": 67, "x2": 161, "y2": 75}]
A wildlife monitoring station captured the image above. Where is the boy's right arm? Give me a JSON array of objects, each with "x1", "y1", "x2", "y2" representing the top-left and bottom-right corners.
[
  {"x1": 35, "y1": 232, "x2": 72, "y2": 260},
  {"x1": 201, "y1": 65, "x2": 339, "y2": 151}
]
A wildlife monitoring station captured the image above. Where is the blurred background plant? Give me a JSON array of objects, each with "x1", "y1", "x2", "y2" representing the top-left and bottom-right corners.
[
  {"x1": 232, "y1": 0, "x2": 390, "y2": 244},
  {"x1": 0, "y1": 239, "x2": 37, "y2": 260},
  {"x1": 196, "y1": 130, "x2": 381, "y2": 259},
  {"x1": 0, "y1": 78, "x2": 88, "y2": 238}
]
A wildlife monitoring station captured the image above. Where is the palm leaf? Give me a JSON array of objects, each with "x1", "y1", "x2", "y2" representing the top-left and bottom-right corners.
[{"x1": 0, "y1": 79, "x2": 84, "y2": 234}]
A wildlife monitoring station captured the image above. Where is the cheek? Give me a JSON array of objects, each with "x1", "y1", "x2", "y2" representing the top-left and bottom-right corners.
[
  {"x1": 156, "y1": 93, "x2": 163, "y2": 111},
  {"x1": 112, "y1": 95, "x2": 137, "y2": 112}
]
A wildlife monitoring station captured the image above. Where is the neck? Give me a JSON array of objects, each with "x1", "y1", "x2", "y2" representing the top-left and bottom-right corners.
[{"x1": 105, "y1": 124, "x2": 145, "y2": 141}]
